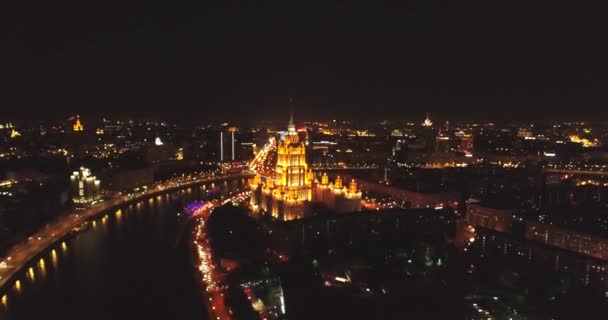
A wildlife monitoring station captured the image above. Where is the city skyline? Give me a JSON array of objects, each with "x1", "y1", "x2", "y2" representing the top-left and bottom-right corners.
[{"x1": 3, "y1": 2, "x2": 608, "y2": 319}]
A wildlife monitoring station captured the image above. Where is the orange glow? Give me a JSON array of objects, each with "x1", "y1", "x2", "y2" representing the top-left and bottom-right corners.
[
  {"x1": 10, "y1": 128, "x2": 21, "y2": 138},
  {"x1": 569, "y1": 135, "x2": 599, "y2": 148}
]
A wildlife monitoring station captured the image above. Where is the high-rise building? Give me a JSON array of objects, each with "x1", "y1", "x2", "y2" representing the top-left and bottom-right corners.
[
  {"x1": 218, "y1": 126, "x2": 244, "y2": 162},
  {"x1": 263, "y1": 111, "x2": 313, "y2": 220},
  {"x1": 250, "y1": 105, "x2": 361, "y2": 220},
  {"x1": 70, "y1": 167, "x2": 101, "y2": 209}
]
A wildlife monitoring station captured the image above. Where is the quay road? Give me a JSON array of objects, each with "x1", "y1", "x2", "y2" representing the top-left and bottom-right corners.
[
  {"x1": 192, "y1": 190, "x2": 252, "y2": 320},
  {"x1": 0, "y1": 172, "x2": 253, "y2": 298},
  {"x1": 192, "y1": 202, "x2": 230, "y2": 320}
]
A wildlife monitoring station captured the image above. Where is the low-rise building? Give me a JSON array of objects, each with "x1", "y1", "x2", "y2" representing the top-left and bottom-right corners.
[
  {"x1": 466, "y1": 202, "x2": 513, "y2": 233},
  {"x1": 525, "y1": 221, "x2": 608, "y2": 261}
]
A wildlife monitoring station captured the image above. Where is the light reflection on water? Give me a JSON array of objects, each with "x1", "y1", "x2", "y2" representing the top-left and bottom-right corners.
[
  {"x1": 38, "y1": 258, "x2": 46, "y2": 279},
  {"x1": 51, "y1": 249, "x2": 58, "y2": 269}
]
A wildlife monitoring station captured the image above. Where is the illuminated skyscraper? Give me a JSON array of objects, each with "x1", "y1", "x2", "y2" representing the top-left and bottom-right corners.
[
  {"x1": 70, "y1": 167, "x2": 101, "y2": 209},
  {"x1": 268, "y1": 107, "x2": 313, "y2": 220},
  {"x1": 250, "y1": 102, "x2": 361, "y2": 220}
]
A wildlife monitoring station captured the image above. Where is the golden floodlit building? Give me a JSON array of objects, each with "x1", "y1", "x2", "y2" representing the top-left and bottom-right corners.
[{"x1": 250, "y1": 111, "x2": 361, "y2": 220}]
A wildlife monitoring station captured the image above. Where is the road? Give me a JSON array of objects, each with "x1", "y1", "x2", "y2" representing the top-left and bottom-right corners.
[
  {"x1": 192, "y1": 201, "x2": 230, "y2": 320},
  {"x1": 191, "y1": 190, "x2": 252, "y2": 320},
  {"x1": 0, "y1": 172, "x2": 252, "y2": 299},
  {"x1": 248, "y1": 138, "x2": 275, "y2": 179}
]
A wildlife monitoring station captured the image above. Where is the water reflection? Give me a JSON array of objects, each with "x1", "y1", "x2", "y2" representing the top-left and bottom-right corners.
[
  {"x1": 38, "y1": 258, "x2": 46, "y2": 278},
  {"x1": 27, "y1": 267, "x2": 35, "y2": 282},
  {"x1": 14, "y1": 280, "x2": 21, "y2": 294},
  {"x1": 115, "y1": 209, "x2": 122, "y2": 223},
  {"x1": 51, "y1": 249, "x2": 58, "y2": 269}
]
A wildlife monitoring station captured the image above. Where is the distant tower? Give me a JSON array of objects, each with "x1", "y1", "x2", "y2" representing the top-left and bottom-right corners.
[
  {"x1": 228, "y1": 127, "x2": 237, "y2": 161},
  {"x1": 422, "y1": 113, "x2": 433, "y2": 127},
  {"x1": 73, "y1": 115, "x2": 84, "y2": 132},
  {"x1": 420, "y1": 113, "x2": 437, "y2": 153}
]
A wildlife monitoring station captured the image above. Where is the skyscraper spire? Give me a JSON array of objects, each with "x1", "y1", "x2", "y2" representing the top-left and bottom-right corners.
[
  {"x1": 288, "y1": 96, "x2": 295, "y2": 126},
  {"x1": 287, "y1": 97, "x2": 296, "y2": 134}
]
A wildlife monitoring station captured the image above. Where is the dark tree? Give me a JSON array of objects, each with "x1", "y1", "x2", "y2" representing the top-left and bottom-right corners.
[{"x1": 207, "y1": 204, "x2": 267, "y2": 265}]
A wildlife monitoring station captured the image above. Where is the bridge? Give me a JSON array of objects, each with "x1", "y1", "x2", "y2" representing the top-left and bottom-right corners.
[{"x1": 311, "y1": 165, "x2": 379, "y2": 171}]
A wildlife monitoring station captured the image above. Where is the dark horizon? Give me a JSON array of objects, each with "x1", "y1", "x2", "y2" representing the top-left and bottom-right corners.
[{"x1": 2, "y1": 1, "x2": 607, "y2": 121}]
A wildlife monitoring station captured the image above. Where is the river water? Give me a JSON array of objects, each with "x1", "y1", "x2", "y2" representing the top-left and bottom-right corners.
[{"x1": 0, "y1": 181, "x2": 244, "y2": 320}]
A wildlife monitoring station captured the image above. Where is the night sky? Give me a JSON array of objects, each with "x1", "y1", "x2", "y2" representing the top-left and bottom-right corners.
[{"x1": 2, "y1": 1, "x2": 607, "y2": 122}]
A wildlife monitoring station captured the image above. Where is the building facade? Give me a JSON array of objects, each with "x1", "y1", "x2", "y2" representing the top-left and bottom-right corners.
[
  {"x1": 525, "y1": 221, "x2": 608, "y2": 261},
  {"x1": 466, "y1": 202, "x2": 513, "y2": 233}
]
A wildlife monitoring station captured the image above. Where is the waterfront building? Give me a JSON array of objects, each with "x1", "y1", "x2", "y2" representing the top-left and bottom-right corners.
[{"x1": 70, "y1": 167, "x2": 101, "y2": 209}]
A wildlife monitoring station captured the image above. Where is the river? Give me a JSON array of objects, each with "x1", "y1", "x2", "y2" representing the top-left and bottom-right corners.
[{"x1": 0, "y1": 179, "x2": 245, "y2": 320}]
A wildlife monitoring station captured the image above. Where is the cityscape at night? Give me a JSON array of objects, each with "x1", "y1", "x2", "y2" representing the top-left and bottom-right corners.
[{"x1": 2, "y1": 1, "x2": 608, "y2": 319}]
